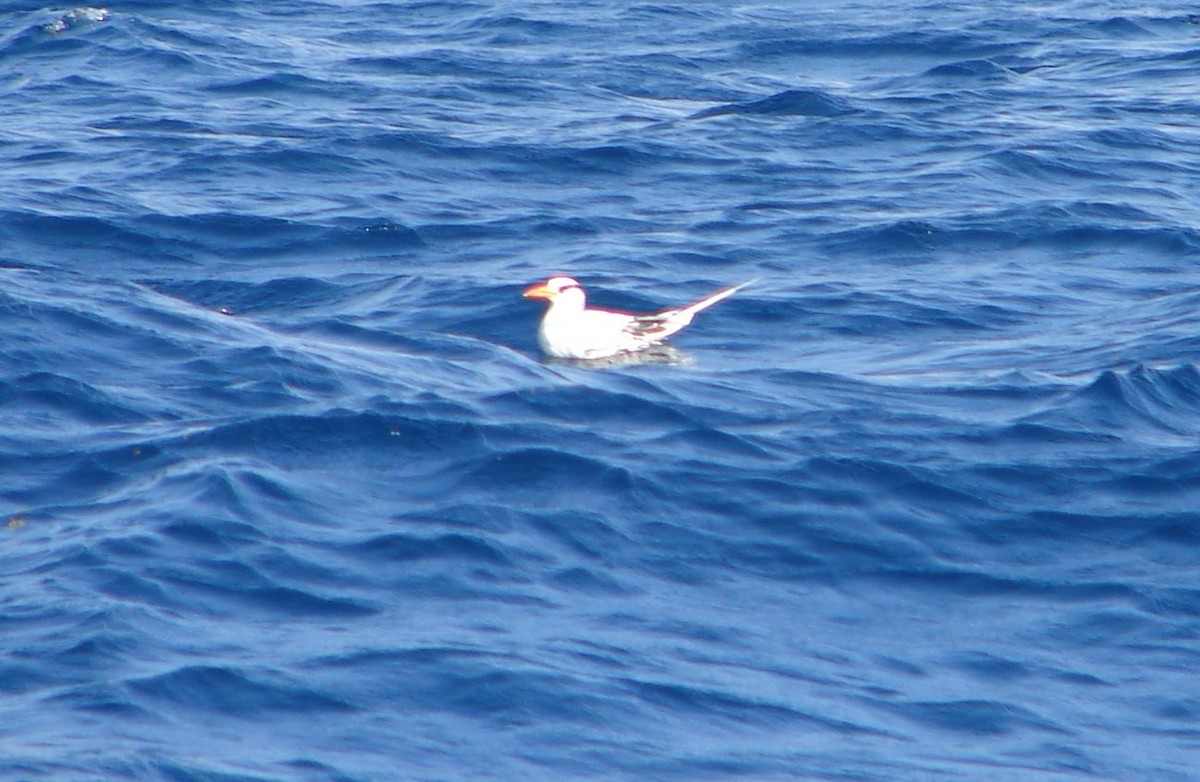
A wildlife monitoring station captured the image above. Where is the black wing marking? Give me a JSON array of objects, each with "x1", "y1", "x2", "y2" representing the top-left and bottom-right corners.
[{"x1": 624, "y1": 312, "x2": 674, "y2": 338}]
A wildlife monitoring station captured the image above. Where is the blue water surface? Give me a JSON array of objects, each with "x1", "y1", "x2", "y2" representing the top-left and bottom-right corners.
[{"x1": 3, "y1": 1, "x2": 1200, "y2": 780}]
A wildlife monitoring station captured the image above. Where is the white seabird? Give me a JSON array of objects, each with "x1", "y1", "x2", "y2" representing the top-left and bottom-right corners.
[{"x1": 523, "y1": 276, "x2": 753, "y2": 360}]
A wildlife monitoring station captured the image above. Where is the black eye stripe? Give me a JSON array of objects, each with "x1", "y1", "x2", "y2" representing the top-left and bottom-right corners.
[{"x1": 558, "y1": 284, "x2": 582, "y2": 293}]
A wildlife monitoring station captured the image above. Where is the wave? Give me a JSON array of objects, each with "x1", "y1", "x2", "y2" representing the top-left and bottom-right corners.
[
  {"x1": 130, "y1": 664, "x2": 355, "y2": 715},
  {"x1": 690, "y1": 88, "x2": 854, "y2": 120},
  {"x1": 922, "y1": 59, "x2": 1016, "y2": 80},
  {"x1": 1022, "y1": 363, "x2": 1200, "y2": 441},
  {"x1": 0, "y1": 8, "x2": 109, "y2": 61},
  {"x1": 738, "y1": 29, "x2": 1001, "y2": 63}
]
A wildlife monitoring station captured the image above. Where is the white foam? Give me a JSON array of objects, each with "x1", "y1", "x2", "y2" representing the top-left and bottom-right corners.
[{"x1": 43, "y1": 7, "x2": 110, "y2": 34}]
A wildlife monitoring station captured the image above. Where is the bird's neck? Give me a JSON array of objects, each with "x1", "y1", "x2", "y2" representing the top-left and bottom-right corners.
[{"x1": 548, "y1": 291, "x2": 586, "y2": 315}]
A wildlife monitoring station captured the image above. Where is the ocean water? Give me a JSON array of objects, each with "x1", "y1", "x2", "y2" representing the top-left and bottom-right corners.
[{"x1": 2, "y1": 1, "x2": 1200, "y2": 779}]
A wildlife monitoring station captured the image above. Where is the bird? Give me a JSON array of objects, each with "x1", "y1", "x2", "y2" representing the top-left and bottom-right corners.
[{"x1": 522, "y1": 276, "x2": 753, "y2": 360}]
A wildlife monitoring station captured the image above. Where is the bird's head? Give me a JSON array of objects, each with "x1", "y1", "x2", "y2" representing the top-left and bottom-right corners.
[{"x1": 523, "y1": 276, "x2": 585, "y2": 307}]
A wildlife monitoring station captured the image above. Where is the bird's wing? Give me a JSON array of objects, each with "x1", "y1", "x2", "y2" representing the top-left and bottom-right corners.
[
  {"x1": 565, "y1": 308, "x2": 645, "y2": 357},
  {"x1": 625, "y1": 279, "x2": 757, "y2": 341}
]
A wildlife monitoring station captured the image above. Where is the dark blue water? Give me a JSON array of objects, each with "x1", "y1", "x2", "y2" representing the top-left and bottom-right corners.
[{"x1": 3, "y1": 2, "x2": 1200, "y2": 779}]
